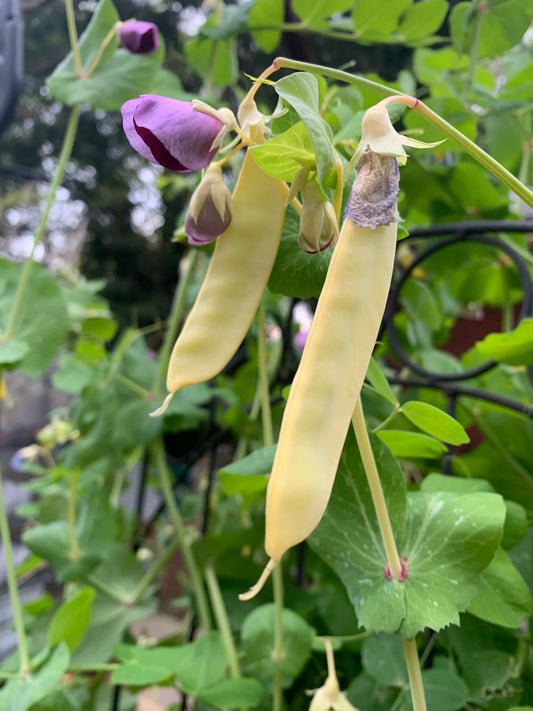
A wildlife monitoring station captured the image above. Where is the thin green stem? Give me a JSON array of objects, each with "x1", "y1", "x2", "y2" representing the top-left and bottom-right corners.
[
  {"x1": 68, "y1": 472, "x2": 81, "y2": 560},
  {"x1": 87, "y1": 575, "x2": 129, "y2": 604},
  {"x1": 352, "y1": 399, "x2": 402, "y2": 580},
  {"x1": 64, "y1": 0, "x2": 82, "y2": 77},
  {"x1": 112, "y1": 371, "x2": 152, "y2": 399},
  {"x1": 83, "y1": 24, "x2": 117, "y2": 78},
  {"x1": 205, "y1": 565, "x2": 241, "y2": 679},
  {"x1": 110, "y1": 446, "x2": 143, "y2": 508},
  {"x1": 461, "y1": 4, "x2": 484, "y2": 102},
  {"x1": 0, "y1": 462, "x2": 30, "y2": 674},
  {"x1": 132, "y1": 538, "x2": 180, "y2": 603},
  {"x1": 382, "y1": 95, "x2": 533, "y2": 210},
  {"x1": 272, "y1": 564, "x2": 284, "y2": 711},
  {"x1": 153, "y1": 438, "x2": 212, "y2": 632},
  {"x1": 152, "y1": 249, "x2": 200, "y2": 396},
  {"x1": 270, "y1": 58, "x2": 533, "y2": 209},
  {"x1": 4, "y1": 105, "x2": 80, "y2": 342},
  {"x1": 273, "y1": 57, "x2": 399, "y2": 99},
  {"x1": 372, "y1": 405, "x2": 400, "y2": 433},
  {"x1": 257, "y1": 308, "x2": 274, "y2": 448},
  {"x1": 403, "y1": 638, "x2": 427, "y2": 711}
]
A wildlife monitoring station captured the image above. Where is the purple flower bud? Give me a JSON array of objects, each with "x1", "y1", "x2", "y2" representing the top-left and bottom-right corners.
[
  {"x1": 121, "y1": 96, "x2": 225, "y2": 172},
  {"x1": 118, "y1": 21, "x2": 159, "y2": 55},
  {"x1": 185, "y1": 164, "x2": 232, "y2": 246}
]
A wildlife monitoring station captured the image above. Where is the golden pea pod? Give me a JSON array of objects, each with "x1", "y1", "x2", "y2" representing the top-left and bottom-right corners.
[
  {"x1": 240, "y1": 150, "x2": 399, "y2": 600},
  {"x1": 153, "y1": 152, "x2": 285, "y2": 415}
]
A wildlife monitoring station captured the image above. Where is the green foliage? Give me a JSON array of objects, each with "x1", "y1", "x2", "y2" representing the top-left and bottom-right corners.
[
  {"x1": 2, "y1": 0, "x2": 533, "y2": 708},
  {"x1": 47, "y1": 0, "x2": 164, "y2": 110}
]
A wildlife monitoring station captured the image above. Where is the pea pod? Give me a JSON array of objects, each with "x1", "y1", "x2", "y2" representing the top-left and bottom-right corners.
[
  {"x1": 154, "y1": 151, "x2": 285, "y2": 414},
  {"x1": 240, "y1": 150, "x2": 399, "y2": 600}
]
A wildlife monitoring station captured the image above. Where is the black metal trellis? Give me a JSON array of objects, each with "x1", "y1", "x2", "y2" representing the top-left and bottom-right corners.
[{"x1": 382, "y1": 221, "x2": 533, "y2": 474}]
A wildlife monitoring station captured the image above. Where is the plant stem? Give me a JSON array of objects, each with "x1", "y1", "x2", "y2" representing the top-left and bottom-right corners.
[
  {"x1": 0, "y1": 462, "x2": 30, "y2": 674},
  {"x1": 131, "y1": 538, "x2": 180, "y2": 603},
  {"x1": 84, "y1": 24, "x2": 117, "y2": 78},
  {"x1": 64, "y1": 0, "x2": 82, "y2": 76},
  {"x1": 257, "y1": 308, "x2": 274, "y2": 448},
  {"x1": 269, "y1": 58, "x2": 533, "y2": 209},
  {"x1": 4, "y1": 105, "x2": 80, "y2": 342},
  {"x1": 381, "y1": 95, "x2": 533, "y2": 210},
  {"x1": 272, "y1": 564, "x2": 284, "y2": 711},
  {"x1": 152, "y1": 249, "x2": 200, "y2": 397},
  {"x1": 256, "y1": 308, "x2": 283, "y2": 711},
  {"x1": 352, "y1": 399, "x2": 402, "y2": 581},
  {"x1": 68, "y1": 471, "x2": 81, "y2": 560},
  {"x1": 153, "y1": 438, "x2": 212, "y2": 632},
  {"x1": 461, "y1": 3, "x2": 484, "y2": 103},
  {"x1": 273, "y1": 57, "x2": 399, "y2": 98},
  {"x1": 402, "y1": 638, "x2": 427, "y2": 711},
  {"x1": 205, "y1": 565, "x2": 241, "y2": 678},
  {"x1": 87, "y1": 575, "x2": 129, "y2": 604}
]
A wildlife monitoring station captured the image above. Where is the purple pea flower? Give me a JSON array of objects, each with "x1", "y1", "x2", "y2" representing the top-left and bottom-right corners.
[
  {"x1": 121, "y1": 96, "x2": 227, "y2": 172},
  {"x1": 117, "y1": 21, "x2": 159, "y2": 55}
]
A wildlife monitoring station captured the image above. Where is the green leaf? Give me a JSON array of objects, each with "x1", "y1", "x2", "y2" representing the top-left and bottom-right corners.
[
  {"x1": 22, "y1": 521, "x2": 101, "y2": 582},
  {"x1": 47, "y1": 587, "x2": 96, "y2": 652},
  {"x1": 70, "y1": 594, "x2": 156, "y2": 667},
  {"x1": 268, "y1": 208, "x2": 332, "y2": 298},
  {"x1": 362, "y1": 633, "x2": 408, "y2": 687},
  {"x1": 0, "y1": 643, "x2": 70, "y2": 711},
  {"x1": 397, "y1": 0, "x2": 448, "y2": 43},
  {"x1": 400, "y1": 401, "x2": 469, "y2": 445},
  {"x1": 185, "y1": 26, "x2": 237, "y2": 88},
  {"x1": 0, "y1": 259, "x2": 69, "y2": 376},
  {"x1": 219, "y1": 445, "x2": 276, "y2": 478},
  {"x1": 81, "y1": 316, "x2": 117, "y2": 341},
  {"x1": 376, "y1": 430, "x2": 448, "y2": 458},
  {"x1": 219, "y1": 445, "x2": 275, "y2": 500},
  {"x1": 365, "y1": 358, "x2": 399, "y2": 407},
  {"x1": 175, "y1": 632, "x2": 229, "y2": 694},
  {"x1": 309, "y1": 430, "x2": 506, "y2": 637},
  {"x1": 461, "y1": 649, "x2": 513, "y2": 697},
  {"x1": 0, "y1": 339, "x2": 30, "y2": 367},
  {"x1": 249, "y1": 0, "x2": 283, "y2": 52},
  {"x1": 422, "y1": 668, "x2": 469, "y2": 711},
  {"x1": 251, "y1": 122, "x2": 316, "y2": 182},
  {"x1": 501, "y1": 500, "x2": 528, "y2": 550},
  {"x1": 241, "y1": 604, "x2": 314, "y2": 682},
  {"x1": 275, "y1": 73, "x2": 335, "y2": 183},
  {"x1": 200, "y1": 3, "x2": 250, "y2": 39},
  {"x1": 353, "y1": 0, "x2": 412, "y2": 42},
  {"x1": 52, "y1": 353, "x2": 96, "y2": 394},
  {"x1": 293, "y1": 0, "x2": 354, "y2": 24},
  {"x1": 112, "y1": 644, "x2": 189, "y2": 686},
  {"x1": 475, "y1": 318, "x2": 533, "y2": 365},
  {"x1": 46, "y1": 0, "x2": 164, "y2": 110},
  {"x1": 198, "y1": 678, "x2": 264, "y2": 708},
  {"x1": 362, "y1": 635, "x2": 469, "y2": 711},
  {"x1": 467, "y1": 547, "x2": 533, "y2": 628}
]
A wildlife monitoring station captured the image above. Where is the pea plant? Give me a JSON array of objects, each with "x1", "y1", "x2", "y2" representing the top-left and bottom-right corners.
[{"x1": 1, "y1": 1, "x2": 533, "y2": 710}]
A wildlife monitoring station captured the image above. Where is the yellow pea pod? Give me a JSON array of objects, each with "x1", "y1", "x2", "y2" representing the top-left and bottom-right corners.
[
  {"x1": 154, "y1": 151, "x2": 285, "y2": 414},
  {"x1": 265, "y1": 217, "x2": 397, "y2": 562},
  {"x1": 239, "y1": 150, "x2": 398, "y2": 600}
]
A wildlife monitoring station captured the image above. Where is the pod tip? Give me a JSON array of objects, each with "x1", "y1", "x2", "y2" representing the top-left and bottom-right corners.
[
  {"x1": 238, "y1": 559, "x2": 277, "y2": 601},
  {"x1": 149, "y1": 392, "x2": 173, "y2": 418}
]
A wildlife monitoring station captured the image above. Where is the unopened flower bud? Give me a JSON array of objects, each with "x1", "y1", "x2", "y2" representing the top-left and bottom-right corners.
[
  {"x1": 185, "y1": 163, "x2": 232, "y2": 246},
  {"x1": 298, "y1": 180, "x2": 338, "y2": 254},
  {"x1": 117, "y1": 20, "x2": 159, "y2": 55}
]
